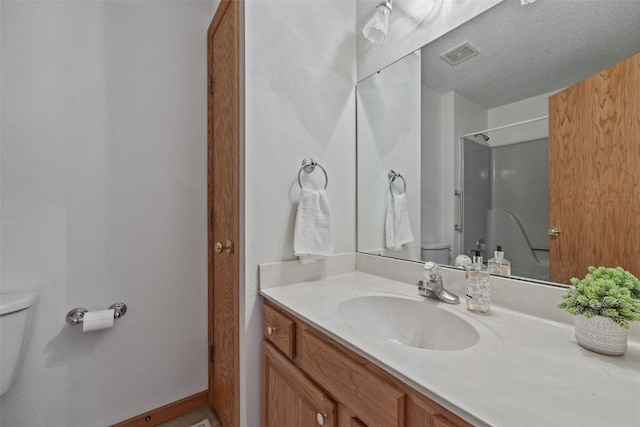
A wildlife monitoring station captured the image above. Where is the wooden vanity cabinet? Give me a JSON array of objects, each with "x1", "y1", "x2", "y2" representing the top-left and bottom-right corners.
[
  {"x1": 406, "y1": 393, "x2": 465, "y2": 427},
  {"x1": 263, "y1": 303, "x2": 296, "y2": 358},
  {"x1": 336, "y1": 404, "x2": 366, "y2": 427},
  {"x1": 263, "y1": 342, "x2": 337, "y2": 426},
  {"x1": 262, "y1": 300, "x2": 472, "y2": 427}
]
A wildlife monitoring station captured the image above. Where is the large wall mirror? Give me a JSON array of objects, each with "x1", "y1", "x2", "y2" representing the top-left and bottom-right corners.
[{"x1": 356, "y1": 0, "x2": 640, "y2": 285}]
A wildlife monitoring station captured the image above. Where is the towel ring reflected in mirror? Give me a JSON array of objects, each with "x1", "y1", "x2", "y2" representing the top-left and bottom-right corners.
[
  {"x1": 388, "y1": 170, "x2": 406, "y2": 195},
  {"x1": 298, "y1": 157, "x2": 328, "y2": 190}
]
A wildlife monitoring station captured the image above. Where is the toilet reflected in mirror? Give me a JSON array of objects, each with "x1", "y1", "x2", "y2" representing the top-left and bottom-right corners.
[{"x1": 420, "y1": 242, "x2": 450, "y2": 265}]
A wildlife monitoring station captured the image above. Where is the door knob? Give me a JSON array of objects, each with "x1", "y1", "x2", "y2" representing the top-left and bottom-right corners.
[
  {"x1": 548, "y1": 228, "x2": 561, "y2": 237},
  {"x1": 215, "y1": 240, "x2": 234, "y2": 254}
]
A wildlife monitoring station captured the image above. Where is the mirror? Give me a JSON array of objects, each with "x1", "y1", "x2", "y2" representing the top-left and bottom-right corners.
[{"x1": 356, "y1": 1, "x2": 640, "y2": 285}]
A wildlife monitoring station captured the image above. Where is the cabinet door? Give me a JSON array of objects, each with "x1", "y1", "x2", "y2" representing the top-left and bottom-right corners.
[
  {"x1": 406, "y1": 392, "x2": 472, "y2": 427},
  {"x1": 263, "y1": 342, "x2": 336, "y2": 427},
  {"x1": 432, "y1": 415, "x2": 457, "y2": 427},
  {"x1": 337, "y1": 403, "x2": 367, "y2": 427},
  {"x1": 300, "y1": 329, "x2": 405, "y2": 427}
]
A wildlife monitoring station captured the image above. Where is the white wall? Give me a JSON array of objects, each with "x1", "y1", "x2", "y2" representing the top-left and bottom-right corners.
[
  {"x1": 487, "y1": 90, "x2": 558, "y2": 146},
  {"x1": 244, "y1": 1, "x2": 356, "y2": 426},
  {"x1": 357, "y1": 52, "x2": 421, "y2": 260},
  {"x1": 0, "y1": 2, "x2": 210, "y2": 425},
  {"x1": 421, "y1": 84, "x2": 443, "y2": 246}
]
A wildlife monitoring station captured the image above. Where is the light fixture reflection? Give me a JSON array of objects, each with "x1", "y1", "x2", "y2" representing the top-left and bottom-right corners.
[{"x1": 363, "y1": 0, "x2": 393, "y2": 44}]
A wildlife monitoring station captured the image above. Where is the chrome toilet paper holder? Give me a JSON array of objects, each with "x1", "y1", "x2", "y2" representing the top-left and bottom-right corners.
[{"x1": 66, "y1": 302, "x2": 127, "y2": 325}]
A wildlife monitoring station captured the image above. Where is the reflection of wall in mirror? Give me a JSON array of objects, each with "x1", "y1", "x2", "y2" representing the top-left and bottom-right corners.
[
  {"x1": 450, "y1": 92, "x2": 488, "y2": 258},
  {"x1": 420, "y1": 85, "x2": 444, "y2": 253},
  {"x1": 487, "y1": 90, "x2": 558, "y2": 145},
  {"x1": 357, "y1": 52, "x2": 421, "y2": 260}
]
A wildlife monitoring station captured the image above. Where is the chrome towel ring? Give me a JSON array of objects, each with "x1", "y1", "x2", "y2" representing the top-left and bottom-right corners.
[
  {"x1": 298, "y1": 157, "x2": 328, "y2": 190},
  {"x1": 388, "y1": 170, "x2": 406, "y2": 195}
]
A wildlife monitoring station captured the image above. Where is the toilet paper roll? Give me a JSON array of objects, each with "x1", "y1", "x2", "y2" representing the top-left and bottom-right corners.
[{"x1": 82, "y1": 309, "x2": 115, "y2": 332}]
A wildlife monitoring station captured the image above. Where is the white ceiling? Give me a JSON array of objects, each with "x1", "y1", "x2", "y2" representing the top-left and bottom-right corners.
[{"x1": 419, "y1": 0, "x2": 640, "y2": 109}]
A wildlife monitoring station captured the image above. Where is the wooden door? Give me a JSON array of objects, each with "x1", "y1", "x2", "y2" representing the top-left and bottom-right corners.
[
  {"x1": 549, "y1": 52, "x2": 640, "y2": 284},
  {"x1": 263, "y1": 343, "x2": 337, "y2": 427},
  {"x1": 207, "y1": 1, "x2": 240, "y2": 425}
]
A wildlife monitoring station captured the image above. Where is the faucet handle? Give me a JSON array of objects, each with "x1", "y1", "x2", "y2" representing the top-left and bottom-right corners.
[
  {"x1": 420, "y1": 263, "x2": 460, "y2": 304},
  {"x1": 423, "y1": 261, "x2": 441, "y2": 281}
]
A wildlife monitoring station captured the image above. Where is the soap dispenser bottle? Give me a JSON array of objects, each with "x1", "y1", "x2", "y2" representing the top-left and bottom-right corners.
[
  {"x1": 465, "y1": 251, "x2": 491, "y2": 313},
  {"x1": 488, "y1": 245, "x2": 511, "y2": 276}
]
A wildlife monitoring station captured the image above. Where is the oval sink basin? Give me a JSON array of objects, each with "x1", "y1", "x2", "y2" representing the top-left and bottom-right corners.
[{"x1": 338, "y1": 295, "x2": 479, "y2": 351}]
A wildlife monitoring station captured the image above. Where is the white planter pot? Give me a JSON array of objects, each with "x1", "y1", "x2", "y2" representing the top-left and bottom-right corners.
[{"x1": 575, "y1": 315, "x2": 628, "y2": 356}]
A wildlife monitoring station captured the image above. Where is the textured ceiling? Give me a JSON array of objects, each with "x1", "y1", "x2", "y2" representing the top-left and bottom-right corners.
[{"x1": 419, "y1": 0, "x2": 640, "y2": 109}]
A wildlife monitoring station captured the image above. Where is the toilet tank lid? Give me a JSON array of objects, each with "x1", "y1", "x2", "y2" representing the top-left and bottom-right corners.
[
  {"x1": 421, "y1": 242, "x2": 451, "y2": 250},
  {"x1": 0, "y1": 291, "x2": 38, "y2": 315}
]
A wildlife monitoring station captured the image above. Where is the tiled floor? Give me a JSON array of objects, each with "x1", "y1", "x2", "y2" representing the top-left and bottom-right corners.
[{"x1": 157, "y1": 406, "x2": 222, "y2": 427}]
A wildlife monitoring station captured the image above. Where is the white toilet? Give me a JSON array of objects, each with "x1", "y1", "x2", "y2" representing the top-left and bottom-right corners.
[
  {"x1": 1, "y1": 291, "x2": 37, "y2": 396},
  {"x1": 420, "y1": 242, "x2": 451, "y2": 265}
]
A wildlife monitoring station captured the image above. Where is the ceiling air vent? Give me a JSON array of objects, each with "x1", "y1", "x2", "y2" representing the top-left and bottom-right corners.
[{"x1": 440, "y1": 42, "x2": 479, "y2": 66}]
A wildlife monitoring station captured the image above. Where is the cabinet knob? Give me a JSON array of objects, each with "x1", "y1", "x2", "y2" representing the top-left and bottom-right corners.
[
  {"x1": 316, "y1": 413, "x2": 327, "y2": 426},
  {"x1": 267, "y1": 326, "x2": 276, "y2": 336}
]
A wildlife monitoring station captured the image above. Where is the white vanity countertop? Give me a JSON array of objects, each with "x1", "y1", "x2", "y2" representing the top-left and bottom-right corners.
[{"x1": 259, "y1": 257, "x2": 640, "y2": 427}]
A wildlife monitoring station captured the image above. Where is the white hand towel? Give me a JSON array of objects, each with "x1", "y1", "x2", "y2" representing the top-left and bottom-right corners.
[
  {"x1": 385, "y1": 193, "x2": 414, "y2": 251},
  {"x1": 294, "y1": 188, "x2": 333, "y2": 264},
  {"x1": 385, "y1": 197, "x2": 395, "y2": 250}
]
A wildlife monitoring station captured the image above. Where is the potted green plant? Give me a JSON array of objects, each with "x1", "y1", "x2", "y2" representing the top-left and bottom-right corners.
[{"x1": 558, "y1": 266, "x2": 640, "y2": 356}]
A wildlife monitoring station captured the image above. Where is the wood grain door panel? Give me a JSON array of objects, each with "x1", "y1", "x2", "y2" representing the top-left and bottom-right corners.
[
  {"x1": 208, "y1": 1, "x2": 240, "y2": 425},
  {"x1": 549, "y1": 52, "x2": 640, "y2": 284}
]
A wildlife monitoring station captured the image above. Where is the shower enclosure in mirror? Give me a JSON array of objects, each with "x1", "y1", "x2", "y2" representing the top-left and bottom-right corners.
[
  {"x1": 457, "y1": 119, "x2": 549, "y2": 281},
  {"x1": 355, "y1": 0, "x2": 640, "y2": 286}
]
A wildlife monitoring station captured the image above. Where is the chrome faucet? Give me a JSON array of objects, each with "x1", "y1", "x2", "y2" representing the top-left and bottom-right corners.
[{"x1": 417, "y1": 262, "x2": 460, "y2": 304}]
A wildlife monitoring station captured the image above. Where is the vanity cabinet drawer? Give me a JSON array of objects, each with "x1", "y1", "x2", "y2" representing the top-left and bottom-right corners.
[
  {"x1": 263, "y1": 304, "x2": 295, "y2": 359},
  {"x1": 300, "y1": 329, "x2": 405, "y2": 427}
]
